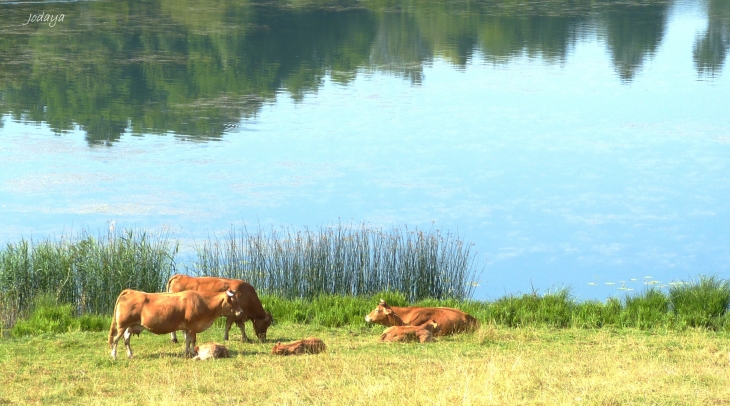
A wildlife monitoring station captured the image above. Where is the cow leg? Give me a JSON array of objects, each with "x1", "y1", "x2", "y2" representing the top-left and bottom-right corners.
[
  {"x1": 224, "y1": 317, "x2": 234, "y2": 341},
  {"x1": 184, "y1": 331, "x2": 197, "y2": 358},
  {"x1": 123, "y1": 327, "x2": 134, "y2": 358},
  {"x1": 110, "y1": 327, "x2": 125, "y2": 360},
  {"x1": 235, "y1": 319, "x2": 250, "y2": 342},
  {"x1": 171, "y1": 329, "x2": 188, "y2": 343}
]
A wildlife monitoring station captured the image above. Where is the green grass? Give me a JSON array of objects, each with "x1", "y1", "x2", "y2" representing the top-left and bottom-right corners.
[
  {"x1": 2, "y1": 323, "x2": 730, "y2": 405},
  {"x1": 10, "y1": 294, "x2": 108, "y2": 337},
  {"x1": 670, "y1": 276, "x2": 730, "y2": 330}
]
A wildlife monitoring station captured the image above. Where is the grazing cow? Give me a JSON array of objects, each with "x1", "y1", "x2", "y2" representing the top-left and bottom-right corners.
[
  {"x1": 365, "y1": 299, "x2": 478, "y2": 336},
  {"x1": 108, "y1": 289, "x2": 243, "y2": 359},
  {"x1": 271, "y1": 337, "x2": 326, "y2": 356},
  {"x1": 166, "y1": 274, "x2": 273, "y2": 342},
  {"x1": 193, "y1": 342, "x2": 229, "y2": 361},
  {"x1": 380, "y1": 320, "x2": 439, "y2": 343}
]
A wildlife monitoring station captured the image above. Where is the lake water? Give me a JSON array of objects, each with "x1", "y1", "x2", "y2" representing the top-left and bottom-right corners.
[{"x1": 1, "y1": 0, "x2": 729, "y2": 301}]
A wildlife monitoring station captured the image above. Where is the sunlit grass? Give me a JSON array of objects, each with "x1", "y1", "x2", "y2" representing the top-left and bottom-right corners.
[{"x1": 1, "y1": 324, "x2": 730, "y2": 405}]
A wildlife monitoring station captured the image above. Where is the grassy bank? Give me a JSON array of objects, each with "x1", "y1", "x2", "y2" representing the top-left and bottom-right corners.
[
  {"x1": 0, "y1": 225, "x2": 480, "y2": 332},
  {"x1": 4, "y1": 279, "x2": 730, "y2": 338},
  {"x1": 1, "y1": 324, "x2": 729, "y2": 405},
  {"x1": 0, "y1": 229, "x2": 176, "y2": 330},
  {"x1": 2, "y1": 227, "x2": 729, "y2": 336}
]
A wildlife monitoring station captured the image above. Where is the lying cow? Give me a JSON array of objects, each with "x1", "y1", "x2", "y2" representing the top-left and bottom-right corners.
[
  {"x1": 271, "y1": 337, "x2": 326, "y2": 356},
  {"x1": 193, "y1": 342, "x2": 229, "y2": 361},
  {"x1": 108, "y1": 289, "x2": 242, "y2": 359},
  {"x1": 365, "y1": 299, "x2": 478, "y2": 336},
  {"x1": 381, "y1": 320, "x2": 439, "y2": 343},
  {"x1": 166, "y1": 274, "x2": 273, "y2": 342}
]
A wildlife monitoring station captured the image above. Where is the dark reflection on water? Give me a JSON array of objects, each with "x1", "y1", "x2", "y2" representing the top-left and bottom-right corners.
[
  {"x1": 0, "y1": 0, "x2": 726, "y2": 143},
  {"x1": 694, "y1": 0, "x2": 730, "y2": 77}
]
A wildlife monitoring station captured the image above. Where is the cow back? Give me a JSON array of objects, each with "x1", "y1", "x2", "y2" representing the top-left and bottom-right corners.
[{"x1": 392, "y1": 306, "x2": 478, "y2": 336}]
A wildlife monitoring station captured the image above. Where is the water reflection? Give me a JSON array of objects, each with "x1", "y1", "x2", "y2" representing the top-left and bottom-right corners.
[
  {"x1": 600, "y1": 2, "x2": 669, "y2": 82},
  {"x1": 0, "y1": 0, "x2": 726, "y2": 143},
  {"x1": 694, "y1": 0, "x2": 730, "y2": 77}
]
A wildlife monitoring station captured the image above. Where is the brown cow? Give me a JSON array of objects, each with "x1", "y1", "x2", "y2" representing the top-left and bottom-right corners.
[
  {"x1": 166, "y1": 274, "x2": 273, "y2": 342},
  {"x1": 271, "y1": 337, "x2": 326, "y2": 356},
  {"x1": 192, "y1": 342, "x2": 229, "y2": 361},
  {"x1": 365, "y1": 299, "x2": 478, "y2": 336},
  {"x1": 108, "y1": 289, "x2": 242, "y2": 359},
  {"x1": 380, "y1": 320, "x2": 439, "y2": 343}
]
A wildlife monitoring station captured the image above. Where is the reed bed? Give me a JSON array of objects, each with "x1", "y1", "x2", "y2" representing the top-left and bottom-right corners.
[
  {"x1": 0, "y1": 229, "x2": 177, "y2": 332},
  {"x1": 190, "y1": 224, "x2": 481, "y2": 301},
  {"x1": 2, "y1": 224, "x2": 730, "y2": 336}
]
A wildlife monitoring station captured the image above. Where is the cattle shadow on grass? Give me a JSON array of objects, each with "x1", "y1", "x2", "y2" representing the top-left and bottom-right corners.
[{"x1": 263, "y1": 336, "x2": 300, "y2": 343}]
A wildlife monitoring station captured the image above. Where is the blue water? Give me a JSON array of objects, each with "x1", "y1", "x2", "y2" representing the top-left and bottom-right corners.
[{"x1": 1, "y1": 0, "x2": 729, "y2": 301}]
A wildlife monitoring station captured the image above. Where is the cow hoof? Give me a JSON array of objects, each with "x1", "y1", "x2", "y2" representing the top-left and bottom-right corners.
[{"x1": 171, "y1": 339, "x2": 178, "y2": 344}]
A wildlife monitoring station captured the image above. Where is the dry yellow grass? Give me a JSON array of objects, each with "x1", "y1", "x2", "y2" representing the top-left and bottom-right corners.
[{"x1": 1, "y1": 324, "x2": 730, "y2": 405}]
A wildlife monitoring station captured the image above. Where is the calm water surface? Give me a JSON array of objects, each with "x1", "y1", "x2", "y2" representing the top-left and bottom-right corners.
[{"x1": 1, "y1": 0, "x2": 729, "y2": 300}]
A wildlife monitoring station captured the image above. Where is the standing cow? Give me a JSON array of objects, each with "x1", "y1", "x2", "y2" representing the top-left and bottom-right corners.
[
  {"x1": 108, "y1": 289, "x2": 243, "y2": 359},
  {"x1": 365, "y1": 299, "x2": 478, "y2": 336},
  {"x1": 166, "y1": 274, "x2": 273, "y2": 342}
]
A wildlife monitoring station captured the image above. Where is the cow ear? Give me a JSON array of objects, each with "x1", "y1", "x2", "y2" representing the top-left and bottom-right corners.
[{"x1": 384, "y1": 308, "x2": 392, "y2": 315}]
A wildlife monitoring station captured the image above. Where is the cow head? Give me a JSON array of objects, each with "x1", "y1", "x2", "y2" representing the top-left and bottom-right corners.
[
  {"x1": 364, "y1": 299, "x2": 403, "y2": 326},
  {"x1": 252, "y1": 312, "x2": 273, "y2": 342},
  {"x1": 225, "y1": 290, "x2": 244, "y2": 318},
  {"x1": 424, "y1": 320, "x2": 439, "y2": 334},
  {"x1": 271, "y1": 342, "x2": 285, "y2": 355}
]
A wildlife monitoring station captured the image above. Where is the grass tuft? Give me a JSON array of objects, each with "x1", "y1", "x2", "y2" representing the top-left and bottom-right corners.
[
  {"x1": 488, "y1": 288, "x2": 575, "y2": 328},
  {"x1": 669, "y1": 275, "x2": 730, "y2": 330},
  {"x1": 622, "y1": 288, "x2": 670, "y2": 329},
  {"x1": 10, "y1": 294, "x2": 107, "y2": 337}
]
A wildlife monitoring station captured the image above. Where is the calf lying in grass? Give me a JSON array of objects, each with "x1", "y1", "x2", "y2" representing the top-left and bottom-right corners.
[
  {"x1": 271, "y1": 337, "x2": 326, "y2": 355},
  {"x1": 380, "y1": 320, "x2": 439, "y2": 343},
  {"x1": 193, "y1": 342, "x2": 229, "y2": 361}
]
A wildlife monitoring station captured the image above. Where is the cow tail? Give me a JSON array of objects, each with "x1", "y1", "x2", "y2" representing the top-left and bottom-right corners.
[
  {"x1": 108, "y1": 293, "x2": 122, "y2": 347},
  {"x1": 165, "y1": 274, "x2": 179, "y2": 293}
]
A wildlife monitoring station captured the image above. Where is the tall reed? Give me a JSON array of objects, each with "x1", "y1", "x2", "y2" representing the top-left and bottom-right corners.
[
  {"x1": 0, "y1": 228, "x2": 177, "y2": 330},
  {"x1": 190, "y1": 223, "x2": 482, "y2": 301}
]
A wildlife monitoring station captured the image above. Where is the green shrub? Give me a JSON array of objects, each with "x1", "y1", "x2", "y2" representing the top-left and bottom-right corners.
[
  {"x1": 622, "y1": 288, "x2": 669, "y2": 329},
  {"x1": 489, "y1": 288, "x2": 575, "y2": 328},
  {"x1": 10, "y1": 295, "x2": 108, "y2": 337},
  {"x1": 569, "y1": 297, "x2": 623, "y2": 329},
  {"x1": 669, "y1": 276, "x2": 730, "y2": 329}
]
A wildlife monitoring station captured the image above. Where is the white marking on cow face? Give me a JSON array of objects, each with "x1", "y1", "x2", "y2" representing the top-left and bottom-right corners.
[{"x1": 365, "y1": 305, "x2": 388, "y2": 323}]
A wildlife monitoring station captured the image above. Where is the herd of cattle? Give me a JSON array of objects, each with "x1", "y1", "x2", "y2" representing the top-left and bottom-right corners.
[{"x1": 108, "y1": 274, "x2": 479, "y2": 360}]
